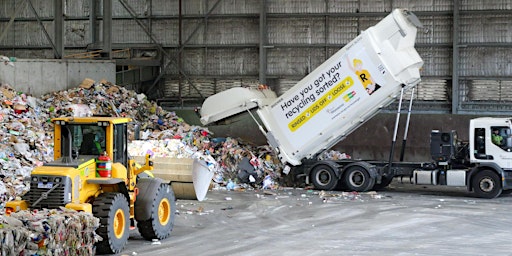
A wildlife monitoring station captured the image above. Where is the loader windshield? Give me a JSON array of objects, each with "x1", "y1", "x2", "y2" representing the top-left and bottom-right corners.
[{"x1": 64, "y1": 124, "x2": 106, "y2": 156}]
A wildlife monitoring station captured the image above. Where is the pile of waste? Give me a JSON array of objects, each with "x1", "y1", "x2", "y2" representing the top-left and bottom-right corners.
[
  {"x1": 0, "y1": 78, "x2": 289, "y2": 206},
  {"x1": 0, "y1": 77, "x2": 288, "y2": 254},
  {"x1": 0, "y1": 208, "x2": 100, "y2": 255}
]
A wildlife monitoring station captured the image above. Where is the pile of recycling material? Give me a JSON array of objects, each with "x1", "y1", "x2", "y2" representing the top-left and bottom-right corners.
[
  {"x1": 0, "y1": 78, "x2": 293, "y2": 254},
  {"x1": 0, "y1": 76, "x2": 356, "y2": 205},
  {"x1": 0, "y1": 207, "x2": 100, "y2": 256},
  {"x1": 0, "y1": 78, "x2": 298, "y2": 206}
]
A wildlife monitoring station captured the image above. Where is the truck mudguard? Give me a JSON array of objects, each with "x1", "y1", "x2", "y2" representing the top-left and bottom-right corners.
[
  {"x1": 342, "y1": 161, "x2": 379, "y2": 179},
  {"x1": 307, "y1": 160, "x2": 342, "y2": 178}
]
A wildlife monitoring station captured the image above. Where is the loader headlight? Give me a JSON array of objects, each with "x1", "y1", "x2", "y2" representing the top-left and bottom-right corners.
[
  {"x1": 54, "y1": 177, "x2": 61, "y2": 183},
  {"x1": 32, "y1": 177, "x2": 38, "y2": 182}
]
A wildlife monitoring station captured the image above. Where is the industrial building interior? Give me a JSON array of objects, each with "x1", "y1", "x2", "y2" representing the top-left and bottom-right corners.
[
  {"x1": 0, "y1": 0, "x2": 511, "y2": 114},
  {"x1": 2, "y1": 1, "x2": 512, "y2": 256}
]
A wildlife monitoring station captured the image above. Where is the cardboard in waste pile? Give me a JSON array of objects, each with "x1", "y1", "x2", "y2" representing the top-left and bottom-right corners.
[{"x1": 79, "y1": 78, "x2": 95, "y2": 89}]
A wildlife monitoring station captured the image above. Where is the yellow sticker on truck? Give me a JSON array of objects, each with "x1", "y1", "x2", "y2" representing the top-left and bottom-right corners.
[{"x1": 288, "y1": 76, "x2": 354, "y2": 132}]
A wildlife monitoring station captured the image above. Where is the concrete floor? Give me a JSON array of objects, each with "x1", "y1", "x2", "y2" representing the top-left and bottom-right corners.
[{"x1": 119, "y1": 181, "x2": 512, "y2": 256}]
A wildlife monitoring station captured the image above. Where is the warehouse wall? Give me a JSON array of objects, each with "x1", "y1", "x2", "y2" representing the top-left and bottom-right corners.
[
  {"x1": 0, "y1": 0, "x2": 511, "y2": 160},
  {"x1": 0, "y1": 0, "x2": 511, "y2": 114},
  {"x1": 0, "y1": 59, "x2": 115, "y2": 96},
  {"x1": 337, "y1": 113, "x2": 478, "y2": 162},
  {"x1": 173, "y1": 109, "x2": 481, "y2": 163}
]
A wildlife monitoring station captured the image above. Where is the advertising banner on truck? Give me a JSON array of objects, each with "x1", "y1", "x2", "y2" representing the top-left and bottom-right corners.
[
  {"x1": 268, "y1": 36, "x2": 387, "y2": 150},
  {"x1": 256, "y1": 9, "x2": 423, "y2": 165}
]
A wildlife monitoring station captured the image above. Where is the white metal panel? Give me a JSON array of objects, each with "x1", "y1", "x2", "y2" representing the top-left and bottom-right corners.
[
  {"x1": 256, "y1": 9, "x2": 423, "y2": 165},
  {"x1": 200, "y1": 87, "x2": 277, "y2": 125}
]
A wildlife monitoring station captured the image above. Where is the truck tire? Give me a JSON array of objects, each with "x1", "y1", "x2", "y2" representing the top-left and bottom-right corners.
[
  {"x1": 372, "y1": 176, "x2": 393, "y2": 191},
  {"x1": 310, "y1": 164, "x2": 338, "y2": 191},
  {"x1": 93, "y1": 192, "x2": 130, "y2": 255},
  {"x1": 343, "y1": 165, "x2": 375, "y2": 192},
  {"x1": 472, "y1": 169, "x2": 502, "y2": 199},
  {"x1": 137, "y1": 183, "x2": 176, "y2": 240}
]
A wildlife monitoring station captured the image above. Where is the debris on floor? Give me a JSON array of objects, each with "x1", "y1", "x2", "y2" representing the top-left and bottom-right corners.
[{"x1": 319, "y1": 190, "x2": 387, "y2": 201}]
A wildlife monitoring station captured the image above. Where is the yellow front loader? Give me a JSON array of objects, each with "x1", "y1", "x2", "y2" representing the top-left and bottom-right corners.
[{"x1": 5, "y1": 116, "x2": 183, "y2": 254}]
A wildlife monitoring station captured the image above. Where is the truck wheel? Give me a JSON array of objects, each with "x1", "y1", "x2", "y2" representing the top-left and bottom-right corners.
[
  {"x1": 137, "y1": 183, "x2": 176, "y2": 240},
  {"x1": 472, "y1": 170, "x2": 502, "y2": 199},
  {"x1": 372, "y1": 176, "x2": 393, "y2": 191},
  {"x1": 93, "y1": 192, "x2": 130, "y2": 255},
  {"x1": 343, "y1": 166, "x2": 375, "y2": 192},
  {"x1": 310, "y1": 164, "x2": 338, "y2": 191}
]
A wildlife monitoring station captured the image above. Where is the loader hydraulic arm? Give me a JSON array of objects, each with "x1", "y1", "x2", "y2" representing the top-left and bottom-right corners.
[{"x1": 133, "y1": 154, "x2": 154, "y2": 176}]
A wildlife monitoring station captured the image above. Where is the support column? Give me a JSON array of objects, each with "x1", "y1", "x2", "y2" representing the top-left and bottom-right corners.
[
  {"x1": 103, "y1": 0, "x2": 112, "y2": 59},
  {"x1": 54, "y1": 0, "x2": 64, "y2": 58},
  {"x1": 90, "y1": 0, "x2": 98, "y2": 45},
  {"x1": 452, "y1": 0, "x2": 460, "y2": 114},
  {"x1": 259, "y1": 0, "x2": 267, "y2": 86}
]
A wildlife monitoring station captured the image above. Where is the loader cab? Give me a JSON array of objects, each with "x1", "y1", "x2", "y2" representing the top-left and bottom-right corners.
[{"x1": 52, "y1": 117, "x2": 131, "y2": 168}]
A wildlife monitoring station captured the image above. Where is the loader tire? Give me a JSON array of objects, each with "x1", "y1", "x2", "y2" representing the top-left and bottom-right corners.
[
  {"x1": 343, "y1": 165, "x2": 375, "y2": 192},
  {"x1": 137, "y1": 183, "x2": 176, "y2": 240},
  {"x1": 93, "y1": 192, "x2": 130, "y2": 255},
  {"x1": 472, "y1": 169, "x2": 502, "y2": 199},
  {"x1": 311, "y1": 164, "x2": 338, "y2": 191}
]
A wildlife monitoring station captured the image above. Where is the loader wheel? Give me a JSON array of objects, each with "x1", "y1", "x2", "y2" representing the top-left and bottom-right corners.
[
  {"x1": 137, "y1": 183, "x2": 176, "y2": 240},
  {"x1": 311, "y1": 164, "x2": 338, "y2": 191},
  {"x1": 472, "y1": 169, "x2": 502, "y2": 199},
  {"x1": 343, "y1": 165, "x2": 375, "y2": 192},
  {"x1": 93, "y1": 192, "x2": 130, "y2": 255}
]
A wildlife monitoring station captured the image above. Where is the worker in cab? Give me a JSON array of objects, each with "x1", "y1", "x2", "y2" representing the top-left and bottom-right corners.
[
  {"x1": 81, "y1": 132, "x2": 104, "y2": 155},
  {"x1": 492, "y1": 129, "x2": 504, "y2": 146}
]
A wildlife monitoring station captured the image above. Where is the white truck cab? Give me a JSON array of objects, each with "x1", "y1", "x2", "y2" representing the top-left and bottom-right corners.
[{"x1": 470, "y1": 117, "x2": 512, "y2": 167}]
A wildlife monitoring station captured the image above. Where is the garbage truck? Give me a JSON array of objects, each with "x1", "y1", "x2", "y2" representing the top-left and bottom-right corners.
[
  {"x1": 198, "y1": 8, "x2": 512, "y2": 199},
  {"x1": 4, "y1": 116, "x2": 212, "y2": 254}
]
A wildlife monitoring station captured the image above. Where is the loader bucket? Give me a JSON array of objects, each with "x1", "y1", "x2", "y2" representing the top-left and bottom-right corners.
[{"x1": 135, "y1": 157, "x2": 214, "y2": 201}]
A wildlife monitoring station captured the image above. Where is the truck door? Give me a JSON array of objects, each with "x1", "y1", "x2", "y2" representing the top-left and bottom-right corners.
[
  {"x1": 474, "y1": 128, "x2": 488, "y2": 159},
  {"x1": 487, "y1": 126, "x2": 512, "y2": 168}
]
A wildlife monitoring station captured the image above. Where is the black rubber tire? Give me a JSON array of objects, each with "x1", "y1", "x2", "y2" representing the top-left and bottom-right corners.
[
  {"x1": 501, "y1": 189, "x2": 512, "y2": 195},
  {"x1": 93, "y1": 192, "x2": 130, "y2": 255},
  {"x1": 137, "y1": 183, "x2": 176, "y2": 240},
  {"x1": 472, "y1": 169, "x2": 502, "y2": 199},
  {"x1": 310, "y1": 164, "x2": 338, "y2": 191},
  {"x1": 343, "y1": 165, "x2": 375, "y2": 192},
  {"x1": 372, "y1": 175, "x2": 394, "y2": 191}
]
